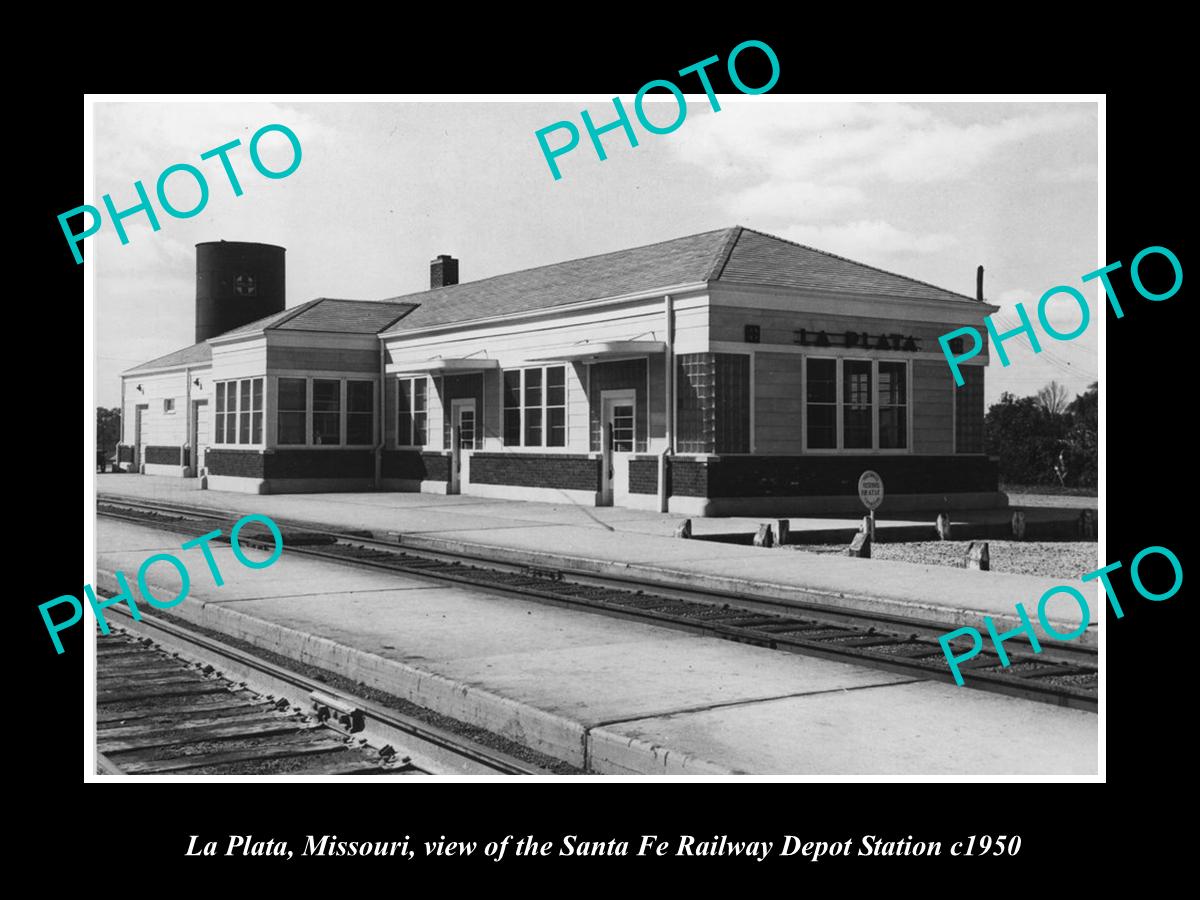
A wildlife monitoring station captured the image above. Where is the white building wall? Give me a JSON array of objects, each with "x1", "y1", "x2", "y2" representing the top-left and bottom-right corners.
[
  {"x1": 382, "y1": 291, "x2": 710, "y2": 454},
  {"x1": 120, "y1": 365, "x2": 212, "y2": 472}
]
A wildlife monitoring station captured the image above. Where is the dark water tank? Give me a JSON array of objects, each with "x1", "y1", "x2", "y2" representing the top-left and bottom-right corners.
[{"x1": 195, "y1": 241, "x2": 286, "y2": 342}]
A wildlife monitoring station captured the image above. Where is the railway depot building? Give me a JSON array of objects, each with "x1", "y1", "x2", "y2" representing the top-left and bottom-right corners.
[{"x1": 120, "y1": 228, "x2": 1001, "y2": 515}]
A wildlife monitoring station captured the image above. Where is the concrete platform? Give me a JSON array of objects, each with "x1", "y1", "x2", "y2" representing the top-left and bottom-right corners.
[
  {"x1": 94, "y1": 518, "x2": 1097, "y2": 775},
  {"x1": 97, "y1": 475, "x2": 1100, "y2": 647}
]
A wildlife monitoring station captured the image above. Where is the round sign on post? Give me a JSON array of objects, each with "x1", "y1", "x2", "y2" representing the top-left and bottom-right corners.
[
  {"x1": 858, "y1": 471, "x2": 883, "y2": 543},
  {"x1": 858, "y1": 470, "x2": 884, "y2": 510}
]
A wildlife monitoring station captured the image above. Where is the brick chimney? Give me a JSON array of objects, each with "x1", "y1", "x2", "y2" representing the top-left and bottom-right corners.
[{"x1": 431, "y1": 254, "x2": 459, "y2": 289}]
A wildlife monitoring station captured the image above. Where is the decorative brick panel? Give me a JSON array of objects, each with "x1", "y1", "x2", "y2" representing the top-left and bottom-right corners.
[
  {"x1": 264, "y1": 450, "x2": 374, "y2": 479},
  {"x1": 628, "y1": 457, "x2": 659, "y2": 494},
  {"x1": 144, "y1": 445, "x2": 182, "y2": 465},
  {"x1": 668, "y1": 459, "x2": 710, "y2": 497},
  {"x1": 382, "y1": 450, "x2": 450, "y2": 481},
  {"x1": 470, "y1": 453, "x2": 599, "y2": 491},
  {"x1": 206, "y1": 449, "x2": 265, "y2": 478},
  {"x1": 117, "y1": 445, "x2": 134, "y2": 463}
]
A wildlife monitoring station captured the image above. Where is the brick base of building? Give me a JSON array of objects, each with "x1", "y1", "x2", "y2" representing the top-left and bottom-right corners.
[
  {"x1": 666, "y1": 454, "x2": 998, "y2": 498},
  {"x1": 198, "y1": 448, "x2": 1003, "y2": 513},
  {"x1": 469, "y1": 453, "x2": 600, "y2": 492},
  {"x1": 662, "y1": 453, "x2": 1003, "y2": 515}
]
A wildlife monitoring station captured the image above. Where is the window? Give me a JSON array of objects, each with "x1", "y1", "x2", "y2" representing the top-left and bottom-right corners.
[
  {"x1": 546, "y1": 366, "x2": 566, "y2": 447},
  {"x1": 163, "y1": 398, "x2": 175, "y2": 414},
  {"x1": 805, "y1": 359, "x2": 908, "y2": 451},
  {"x1": 878, "y1": 361, "x2": 908, "y2": 449},
  {"x1": 503, "y1": 371, "x2": 521, "y2": 445},
  {"x1": 214, "y1": 383, "x2": 226, "y2": 444},
  {"x1": 277, "y1": 378, "x2": 307, "y2": 445},
  {"x1": 805, "y1": 359, "x2": 837, "y2": 450},
  {"x1": 214, "y1": 377, "x2": 263, "y2": 445},
  {"x1": 239, "y1": 380, "x2": 251, "y2": 445},
  {"x1": 278, "y1": 377, "x2": 373, "y2": 447},
  {"x1": 456, "y1": 405, "x2": 476, "y2": 448},
  {"x1": 346, "y1": 380, "x2": 374, "y2": 445},
  {"x1": 504, "y1": 366, "x2": 567, "y2": 447},
  {"x1": 312, "y1": 379, "x2": 341, "y2": 445},
  {"x1": 397, "y1": 376, "x2": 428, "y2": 446},
  {"x1": 611, "y1": 403, "x2": 635, "y2": 452}
]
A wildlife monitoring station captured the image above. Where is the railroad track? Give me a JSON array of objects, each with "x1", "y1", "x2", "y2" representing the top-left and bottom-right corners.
[
  {"x1": 96, "y1": 605, "x2": 550, "y2": 776},
  {"x1": 97, "y1": 494, "x2": 1098, "y2": 712}
]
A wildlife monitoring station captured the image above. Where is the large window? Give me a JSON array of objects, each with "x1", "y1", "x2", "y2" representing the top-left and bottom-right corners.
[
  {"x1": 274, "y1": 377, "x2": 376, "y2": 447},
  {"x1": 346, "y1": 380, "x2": 374, "y2": 445},
  {"x1": 214, "y1": 377, "x2": 263, "y2": 445},
  {"x1": 805, "y1": 358, "x2": 909, "y2": 452},
  {"x1": 277, "y1": 378, "x2": 307, "y2": 445},
  {"x1": 397, "y1": 376, "x2": 428, "y2": 447},
  {"x1": 504, "y1": 366, "x2": 566, "y2": 448}
]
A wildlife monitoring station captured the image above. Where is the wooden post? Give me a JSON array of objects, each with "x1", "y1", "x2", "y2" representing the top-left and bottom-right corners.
[
  {"x1": 966, "y1": 541, "x2": 990, "y2": 571},
  {"x1": 1079, "y1": 509, "x2": 1096, "y2": 539},
  {"x1": 1012, "y1": 510, "x2": 1026, "y2": 540},
  {"x1": 936, "y1": 512, "x2": 952, "y2": 541},
  {"x1": 776, "y1": 519, "x2": 790, "y2": 546},
  {"x1": 753, "y1": 523, "x2": 774, "y2": 548},
  {"x1": 846, "y1": 532, "x2": 871, "y2": 558}
]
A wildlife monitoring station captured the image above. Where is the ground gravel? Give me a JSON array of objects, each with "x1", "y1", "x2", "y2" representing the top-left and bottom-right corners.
[{"x1": 788, "y1": 540, "x2": 1099, "y2": 580}]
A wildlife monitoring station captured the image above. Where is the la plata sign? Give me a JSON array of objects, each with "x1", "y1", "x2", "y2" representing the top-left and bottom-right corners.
[{"x1": 795, "y1": 329, "x2": 921, "y2": 352}]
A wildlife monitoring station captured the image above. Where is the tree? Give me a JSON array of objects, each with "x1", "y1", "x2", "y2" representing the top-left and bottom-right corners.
[
  {"x1": 97, "y1": 407, "x2": 121, "y2": 455},
  {"x1": 1068, "y1": 382, "x2": 1098, "y2": 433},
  {"x1": 1064, "y1": 383, "x2": 1098, "y2": 488},
  {"x1": 1036, "y1": 380, "x2": 1070, "y2": 417},
  {"x1": 985, "y1": 382, "x2": 1098, "y2": 489},
  {"x1": 985, "y1": 393, "x2": 1067, "y2": 484}
]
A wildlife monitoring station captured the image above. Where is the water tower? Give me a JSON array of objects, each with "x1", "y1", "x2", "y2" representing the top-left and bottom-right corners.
[{"x1": 195, "y1": 241, "x2": 286, "y2": 342}]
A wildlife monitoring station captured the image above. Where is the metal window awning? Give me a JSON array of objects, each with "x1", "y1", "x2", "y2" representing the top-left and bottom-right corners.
[
  {"x1": 401, "y1": 358, "x2": 500, "y2": 373},
  {"x1": 523, "y1": 340, "x2": 667, "y2": 363}
]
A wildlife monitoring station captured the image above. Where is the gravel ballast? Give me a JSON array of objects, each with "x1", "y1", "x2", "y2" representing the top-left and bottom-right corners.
[{"x1": 788, "y1": 540, "x2": 1099, "y2": 580}]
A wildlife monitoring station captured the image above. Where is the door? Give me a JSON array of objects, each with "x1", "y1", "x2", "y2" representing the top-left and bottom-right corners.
[
  {"x1": 600, "y1": 390, "x2": 636, "y2": 506},
  {"x1": 449, "y1": 398, "x2": 476, "y2": 494},
  {"x1": 191, "y1": 399, "x2": 209, "y2": 474},
  {"x1": 133, "y1": 404, "x2": 149, "y2": 471}
]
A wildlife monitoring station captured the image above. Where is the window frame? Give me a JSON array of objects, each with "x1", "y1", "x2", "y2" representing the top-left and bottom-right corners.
[
  {"x1": 876, "y1": 359, "x2": 909, "y2": 451},
  {"x1": 802, "y1": 356, "x2": 911, "y2": 454},
  {"x1": 396, "y1": 375, "x2": 429, "y2": 449},
  {"x1": 310, "y1": 377, "x2": 343, "y2": 446},
  {"x1": 212, "y1": 377, "x2": 265, "y2": 448},
  {"x1": 502, "y1": 365, "x2": 568, "y2": 449},
  {"x1": 276, "y1": 377, "x2": 308, "y2": 446},
  {"x1": 345, "y1": 379, "x2": 375, "y2": 446}
]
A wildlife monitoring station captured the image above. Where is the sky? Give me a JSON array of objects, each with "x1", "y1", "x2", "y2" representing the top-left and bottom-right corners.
[{"x1": 91, "y1": 99, "x2": 1099, "y2": 409}]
